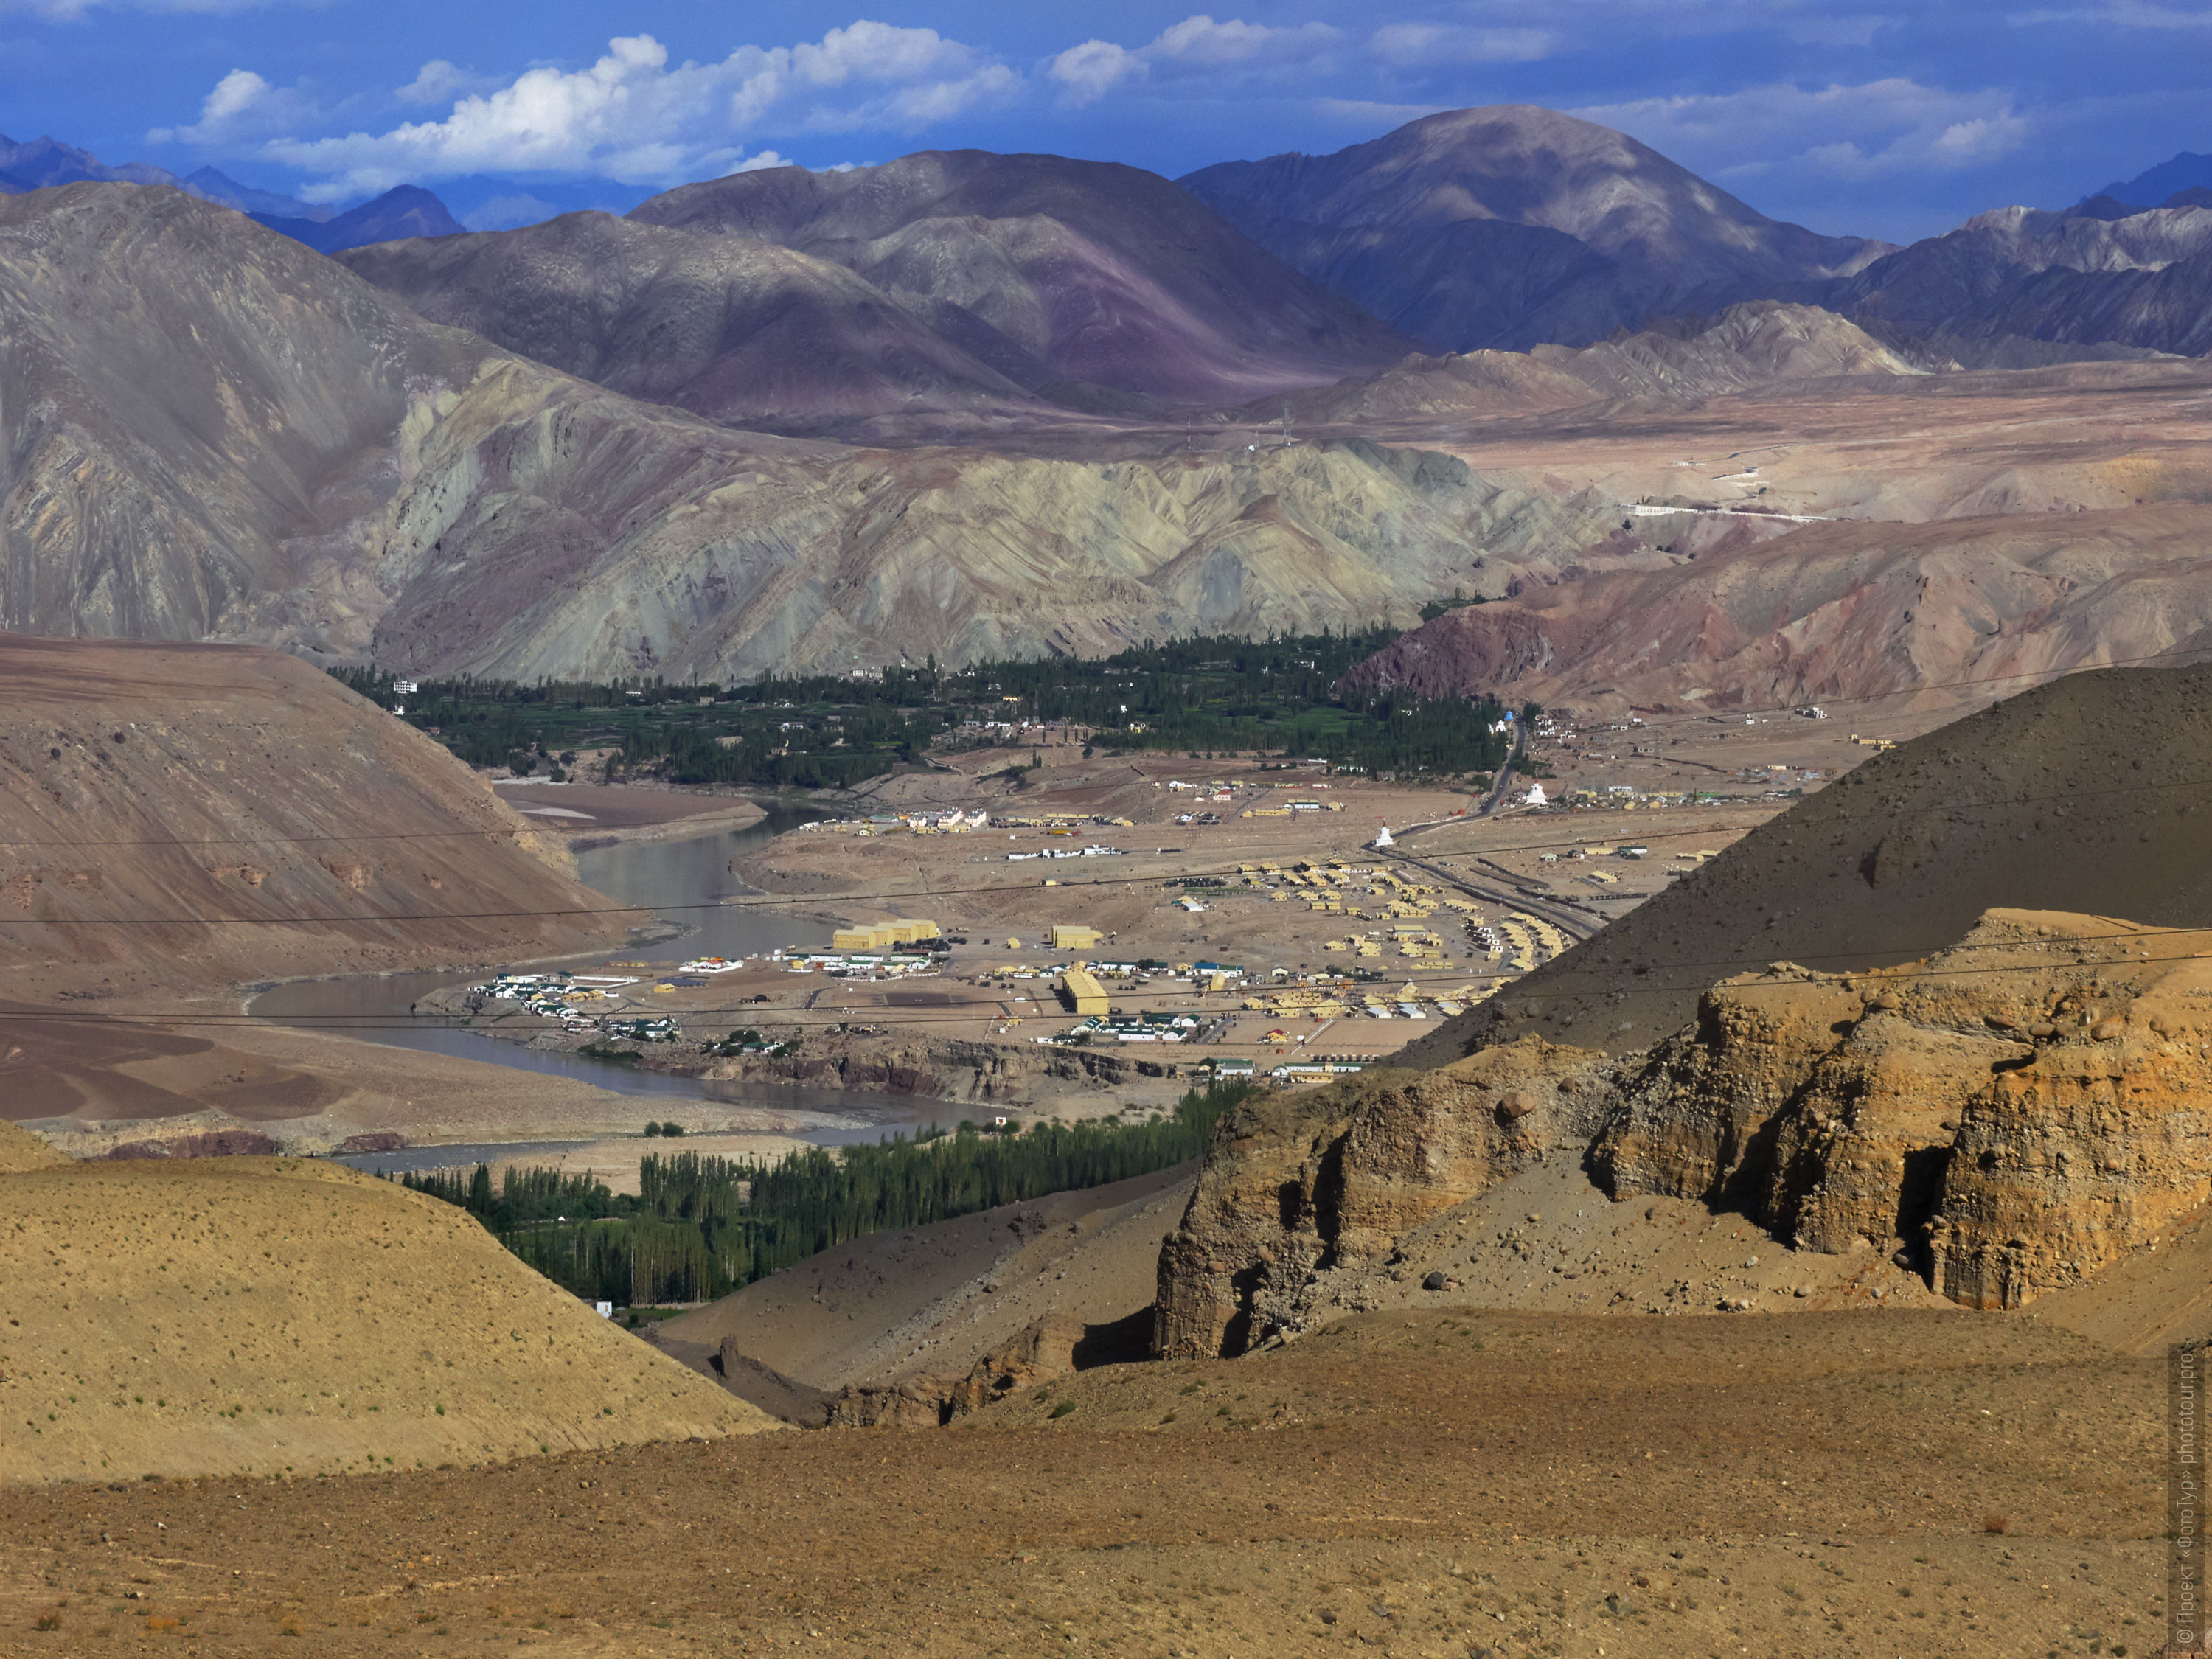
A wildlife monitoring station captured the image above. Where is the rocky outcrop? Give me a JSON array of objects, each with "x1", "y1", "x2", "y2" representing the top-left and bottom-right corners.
[
  {"x1": 1154, "y1": 909, "x2": 2212, "y2": 1339},
  {"x1": 825, "y1": 1313, "x2": 1133, "y2": 1428},
  {"x1": 1595, "y1": 913, "x2": 2212, "y2": 1303},
  {"x1": 1929, "y1": 973, "x2": 2212, "y2": 1308},
  {"x1": 1592, "y1": 971, "x2": 1864, "y2": 1208},
  {"x1": 1152, "y1": 1040, "x2": 1613, "y2": 1358}
]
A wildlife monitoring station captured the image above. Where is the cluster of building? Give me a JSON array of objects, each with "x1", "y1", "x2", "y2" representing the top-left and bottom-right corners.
[
  {"x1": 829, "y1": 919, "x2": 943, "y2": 952},
  {"x1": 1472, "y1": 912, "x2": 1570, "y2": 973}
]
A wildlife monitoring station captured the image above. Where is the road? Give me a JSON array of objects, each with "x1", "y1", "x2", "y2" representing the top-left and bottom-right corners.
[{"x1": 1387, "y1": 847, "x2": 1605, "y2": 946}]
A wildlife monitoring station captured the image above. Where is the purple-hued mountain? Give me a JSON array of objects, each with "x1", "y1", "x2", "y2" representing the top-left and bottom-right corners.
[
  {"x1": 624, "y1": 150, "x2": 1414, "y2": 405},
  {"x1": 1178, "y1": 105, "x2": 1893, "y2": 352}
]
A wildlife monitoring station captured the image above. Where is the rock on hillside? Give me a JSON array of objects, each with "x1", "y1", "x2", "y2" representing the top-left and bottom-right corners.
[
  {"x1": 340, "y1": 211, "x2": 1054, "y2": 434},
  {"x1": 0, "y1": 1155, "x2": 775, "y2": 1483},
  {"x1": 0, "y1": 634, "x2": 622, "y2": 1001},
  {"x1": 1155, "y1": 908, "x2": 2212, "y2": 1354},
  {"x1": 627, "y1": 151, "x2": 1413, "y2": 403},
  {"x1": 1153, "y1": 1039, "x2": 1615, "y2": 1358},
  {"x1": 1180, "y1": 106, "x2": 1889, "y2": 352},
  {"x1": 1598, "y1": 911, "x2": 2212, "y2": 1310},
  {"x1": 1333, "y1": 501, "x2": 2212, "y2": 717}
]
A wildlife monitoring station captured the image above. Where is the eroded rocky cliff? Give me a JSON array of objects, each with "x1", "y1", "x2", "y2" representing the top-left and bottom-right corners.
[
  {"x1": 1154, "y1": 1039, "x2": 1615, "y2": 1357},
  {"x1": 1155, "y1": 908, "x2": 2212, "y2": 1354}
]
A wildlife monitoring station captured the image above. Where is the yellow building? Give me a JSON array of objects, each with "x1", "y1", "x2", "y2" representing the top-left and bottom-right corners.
[
  {"x1": 1051, "y1": 924, "x2": 1104, "y2": 951},
  {"x1": 832, "y1": 919, "x2": 941, "y2": 951},
  {"x1": 1061, "y1": 967, "x2": 1109, "y2": 1017}
]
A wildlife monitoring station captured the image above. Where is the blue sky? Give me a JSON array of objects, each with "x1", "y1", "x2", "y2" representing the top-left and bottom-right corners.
[{"x1": 7, "y1": 1, "x2": 2210, "y2": 241}]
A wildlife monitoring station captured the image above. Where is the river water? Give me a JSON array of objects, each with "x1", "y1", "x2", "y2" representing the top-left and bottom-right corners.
[{"x1": 251, "y1": 801, "x2": 953, "y2": 1144}]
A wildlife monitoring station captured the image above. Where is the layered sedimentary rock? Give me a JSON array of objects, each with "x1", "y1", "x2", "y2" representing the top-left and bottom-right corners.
[
  {"x1": 1154, "y1": 909, "x2": 2212, "y2": 1344},
  {"x1": 1153, "y1": 1040, "x2": 1613, "y2": 1358},
  {"x1": 1591, "y1": 971, "x2": 1864, "y2": 1209}
]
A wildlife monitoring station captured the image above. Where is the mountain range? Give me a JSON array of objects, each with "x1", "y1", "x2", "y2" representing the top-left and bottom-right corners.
[
  {"x1": 8, "y1": 108, "x2": 2212, "y2": 692},
  {"x1": 337, "y1": 150, "x2": 1413, "y2": 427},
  {"x1": 0, "y1": 133, "x2": 331, "y2": 221}
]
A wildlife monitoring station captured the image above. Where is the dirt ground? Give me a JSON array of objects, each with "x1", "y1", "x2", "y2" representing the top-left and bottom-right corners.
[{"x1": 0, "y1": 1306, "x2": 2161, "y2": 1657}]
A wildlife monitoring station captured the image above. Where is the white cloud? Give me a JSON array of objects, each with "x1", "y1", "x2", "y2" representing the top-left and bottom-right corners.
[
  {"x1": 1367, "y1": 23, "x2": 1555, "y2": 66},
  {"x1": 397, "y1": 60, "x2": 495, "y2": 107},
  {"x1": 1047, "y1": 40, "x2": 1147, "y2": 106},
  {"x1": 146, "y1": 66, "x2": 318, "y2": 145},
  {"x1": 1575, "y1": 79, "x2": 2031, "y2": 183},
  {"x1": 176, "y1": 23, "x2": 1017, "y2": 197},
  {"x1": 1048, "y1": 13, "x2": 1341, "y2": 107}
]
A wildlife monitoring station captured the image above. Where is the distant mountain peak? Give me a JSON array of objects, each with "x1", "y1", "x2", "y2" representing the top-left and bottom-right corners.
[
  {"x1": 2091, "y1": 150, "x2": 2212, "y2": 211},
  {"x1": 252, "y1": 184, "x2": 465, "y2": 256},
  {"x1": 0, "y1": 131, "x2": 179, "y2": 194},
  {"x1": 1177, "y1": 103, "x2": 1889, "y2": 353},
  {"x1": 181, "y1": 165, "x2": 332, "y2": 223}
]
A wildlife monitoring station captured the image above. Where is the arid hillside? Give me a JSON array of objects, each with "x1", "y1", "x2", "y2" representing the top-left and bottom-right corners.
[
  {"x1": 0, "y1": 183, "x2": 1606, "y2": 676},
  {"x1": 1828, "y1": 196, "x2": 2212, "y2": 361},
  {"x1": 1273, "y1": 300, "x2": 1921, "y2": 425},
  {"x1": 0, "y1": 1305, "x2": 2154, "y2": 1653},
  {"x1": 0, "y1": 634, "x2": 620, "y2": 1002},
  {"x1": 0, "y1": 1154, "x2": 775, "y2": 1484},
  {"x1": 339, "y1": 211, "x2": 1060, "y2": 436},
  {"x1": 1336, "y1": 499, "x2": 2212, "y2": 713}
]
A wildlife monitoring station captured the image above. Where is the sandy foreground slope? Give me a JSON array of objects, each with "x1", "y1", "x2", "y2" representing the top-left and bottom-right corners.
[{"x1": 0, "y1": 1128, "x2": 776, "y2": 1486}]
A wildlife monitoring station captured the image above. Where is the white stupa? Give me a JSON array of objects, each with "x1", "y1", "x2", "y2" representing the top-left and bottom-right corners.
[
  {"x1": 1524, "y1": 782, "x2": 1548, "y2": 807},
  {"x1": 1373, "y1": 825, "x2": 1394, "y2": 848}
]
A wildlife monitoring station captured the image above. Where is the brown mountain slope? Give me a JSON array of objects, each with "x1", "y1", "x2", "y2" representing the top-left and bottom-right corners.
[
  {"x1": 359, "y1": 434, "x2": 1623, "y2": 678},
  {"x1": 338, "y1": 212, "x2": 1056, "y2": 435},
  {"x1": 0, "y1": 1155, "x2": 775, "y2": 1484},
  {"x1": 1180, "y1": 105, "x2": 1889, "y2": 351},
  {"x1": 627, "y1": 151, "x2": 1413, "y2": 403},
  {"x1": 1827, "y1": 198, "x2": 2212, "y2": 360},
  {"x1": 1336, "y1": 500, "x2": 2212, "y2": 714},
  {"x1": 1396, "y1": 656, "x2": 2212, "y2": 1062},
  {"x1": 0, "y1": 634, "x2": 622, "y2": 1004}
]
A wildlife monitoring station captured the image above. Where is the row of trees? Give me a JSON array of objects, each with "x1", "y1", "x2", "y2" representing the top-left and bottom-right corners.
[{"x1": 397, "y1": 1080, "x2": 1255, "y2": 1306}]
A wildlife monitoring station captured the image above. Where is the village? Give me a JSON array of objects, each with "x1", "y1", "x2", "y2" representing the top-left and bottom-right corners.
[{"x1": 431, "y1": 707, "x2": 1870, "y2": 1107}]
